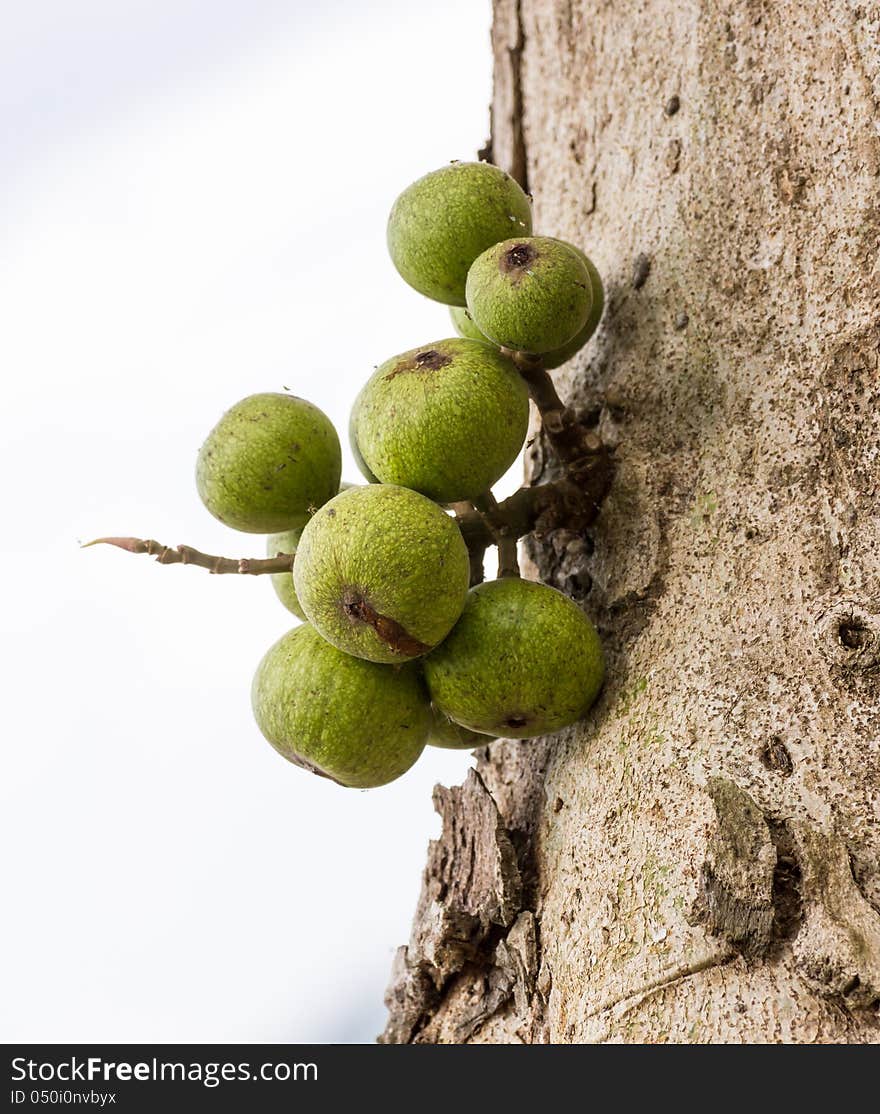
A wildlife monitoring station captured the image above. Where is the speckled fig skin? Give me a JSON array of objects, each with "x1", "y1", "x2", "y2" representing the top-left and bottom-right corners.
[
  {"x1": 449, "y1": 305, "x2": 494, "y2": 344},
  {"x1": 252, "y1": 624, "x2": 429, "y2": 788},
  {"x1": 427, "y1": 703, "x2": 495, "y2": 750},
  {"x1": 349, "y1": 412, "x2": 380, "y2": 484},
  {"x1": 266, "y1": 526, "x2": 306, "y2": 618},
  {"x1": 350, "y1": 338, "x2": 530, "y2": 503},
  {"x1": 387, "y1": 162, "x2": 532, "y2": 306},
  {"x1": 542, "y1": 244, "x2": 605, "y2": 369},
  {"x1": 196, "y1": 393, "x2": 341, "y2": 534},
  {"x1": 454, "y1": 246, "x2": 606, "y2": 367},
  {"x1": 424, "y1": 577, "x2": 605, "y2": 738},
  {"x1": 266, "y1": 483, "x2": 356, "y2": 617},
  {"x1": 466, "y1": 236, "x2": 592, "y2": 355},
  {"x1": 293, "y1": 484, "x2": 470, "y2": 664}
]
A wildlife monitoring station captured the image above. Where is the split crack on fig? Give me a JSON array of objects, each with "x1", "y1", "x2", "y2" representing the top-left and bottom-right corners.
[
  {"x1": 341, "y1": 589, "x2": 429, "y2": 656},
  {"x1": 385, "y1": 349, "x2": 453, "y2": 380}
]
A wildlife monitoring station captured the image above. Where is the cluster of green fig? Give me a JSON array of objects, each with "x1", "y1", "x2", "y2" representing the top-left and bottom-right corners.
[{"x1": 195, "y1": 161, "x2": 606, "y2": 788}]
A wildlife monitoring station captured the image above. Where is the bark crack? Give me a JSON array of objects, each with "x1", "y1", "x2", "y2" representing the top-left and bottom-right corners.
[
  {"x1": 508, "y1": 0, "x2": 528, "y2": 193},
  {"x1": 489, "y1": 0, "x2": 529, "y2": 190},
  {"x1": 583, "y1": 948, "x2": 738, "y2": 1024},
  {"x1": 767, "y1": 819, "x2": 805, "y2": 950}
]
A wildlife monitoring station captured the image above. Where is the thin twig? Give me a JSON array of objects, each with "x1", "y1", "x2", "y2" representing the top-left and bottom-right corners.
[{"x1": 82, "y1": 537, "x2": 294, "y2": 575}]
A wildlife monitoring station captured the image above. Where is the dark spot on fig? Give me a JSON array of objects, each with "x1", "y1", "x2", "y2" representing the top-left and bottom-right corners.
[
  {"x1": 501, "y1": 242, "x2": 537, "y2": 274},
  {"x1": 505, "y1": 714, "x2": 528, "y2": 728},
  {"x1": 384, "y1": 348, "x2": 453, "y2": 380},
  {"x1": 414, "y1": 349, "x2": 451, "y2": 370}
]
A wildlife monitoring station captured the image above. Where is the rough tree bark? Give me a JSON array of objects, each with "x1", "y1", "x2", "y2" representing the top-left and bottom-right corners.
[{"x1": 381, "y1": 0, "x2": 880, "y2": 1043}]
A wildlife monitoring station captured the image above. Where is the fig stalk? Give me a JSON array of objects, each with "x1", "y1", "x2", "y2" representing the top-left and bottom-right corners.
[{"x1": 471, "y1": 491, "x2": 520, "y2": 578}]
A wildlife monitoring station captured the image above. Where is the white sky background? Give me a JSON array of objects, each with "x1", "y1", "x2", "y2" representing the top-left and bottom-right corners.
[{"x1": 0, "y1": 0, "x2": 510, "y2": 1042}]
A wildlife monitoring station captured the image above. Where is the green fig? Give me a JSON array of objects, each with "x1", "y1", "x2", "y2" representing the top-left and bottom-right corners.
[
  {"x1": 252, "y1": 624, "x2": 429, "y2": 788},
  {"x1": 387, "y1": 161, "x2": 532, "y2": 306},
  {"x1": 465, "y1": 236, "x2": 592, "y2": 355},
  {"x1": 294, "y1": 484, "x2": 470, "y2": 664},
  {"x1": 449, "y1": 305, "x2": 494, "y2": 345},
  {"x1": 455, "y1": 243, "x2": 605, "y2": 367},
  {"x1": 266, "y1": 484, "x2": 356, "y2": 619},
  {"x1": 424, "y1": 577, "x2": 605, "y2": 738},
  {"x1": 542, "y1": 245, "x2": 605, "y2": 369},
  {"x1": 266, "y1": 526, "x2": 305, "y2": 619},
  {"x1": 348, "y1": 411, "x2": 380, "y2": 484},
  {"x1": 350, "y1": 338, "x2": 530, "y2": 503},
  {"x1": 196, "y1": 393, "x2": 341, "y2": 534},
  {"x1": 427, "y1": 703, "x2": 495, "y2": 750}
]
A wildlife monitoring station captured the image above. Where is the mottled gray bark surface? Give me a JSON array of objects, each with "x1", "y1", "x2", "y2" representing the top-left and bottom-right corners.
[{"x1": 383, "y1": 0, "x2": 880, "y2": 1043}]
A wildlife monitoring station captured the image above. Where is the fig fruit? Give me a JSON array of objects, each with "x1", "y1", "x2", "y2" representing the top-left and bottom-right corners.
[
  {"x1": 424, "y1": 577, "x2": 604, "y2": 738},
  {"x1": 387, "y1": 162, "x2": 532, "y2": 306},
  {"x1": 350, "y1": 338, "x2": 529, "y2": 503},
  {"x1": 252, "y1": 624, "x2": 429, "y2": 788},
  {"x1": 294, "y1": 484, "x2": 470, "y2": 663},
  {"x1": 465, "y1": 236, "x2": 591, "y2": 355},
  {"x1": 427, "y1": 703, "x2": 494, "y2": 750},
  {"x1": 196, "y1": 393, "x2": 341, "y2": 533},
  {"x1": 542, "y1": 244, "x2": 605, "y2": 369}
]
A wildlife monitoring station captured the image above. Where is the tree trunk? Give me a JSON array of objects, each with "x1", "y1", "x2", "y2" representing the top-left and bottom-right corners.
[{"x1": 381, "y1": 0, "x2": 880, "y2": 1044}]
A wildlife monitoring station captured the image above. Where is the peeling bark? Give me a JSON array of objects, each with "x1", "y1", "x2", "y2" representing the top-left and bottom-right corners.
[
  {"x1": 687, "y1": 778, "x2": 776, "y2": 956},
  {"x1": 384, "y1": 0, "x2": 880, "y2": 1044},
  {"x1": 790, "y1": 823, "x2": 880, "y2": 1010},
  {"x1": 379, "y1": 770, "x2": 524, "y2": 1044}
]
